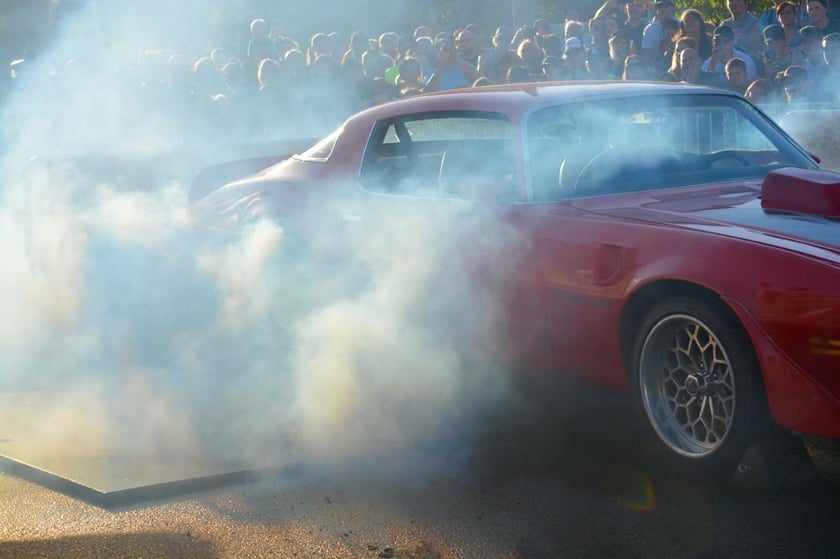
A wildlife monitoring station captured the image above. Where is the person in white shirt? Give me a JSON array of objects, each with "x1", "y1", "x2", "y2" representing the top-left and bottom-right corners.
[
  {"x1": 702, "y1": 25, "x2": 757, "y2": 80},
  {"x1": 641, "y1": 0, "x2": 676, "y2": 65}
]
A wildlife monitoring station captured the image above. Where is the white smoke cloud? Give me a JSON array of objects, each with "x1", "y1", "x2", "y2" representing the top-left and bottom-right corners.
[{"x1": 0, "y1": 2, "x2": 523, "y2": 485}]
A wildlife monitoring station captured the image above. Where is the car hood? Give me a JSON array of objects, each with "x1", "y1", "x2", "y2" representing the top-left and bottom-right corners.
[{"x1": 569, "y1": 178, "x2": 840, "y2": 265}]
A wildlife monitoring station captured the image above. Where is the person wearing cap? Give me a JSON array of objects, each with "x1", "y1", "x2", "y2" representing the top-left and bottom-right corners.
[
  {"x1": 640, "y1": 0, "x2": 676, "y2": 68},
  {"x1": 762, "y1": 24, "x2": 794, "y2": 77},
  {"x1": 562, "y1": 37, "x2": 589, "y2": 79},
  {"x1": 807, "y1": 0, "x2": 840, "y2": 35},
  {"x1": 703, "y1": 25, "x2": 758, "y2": 80}
]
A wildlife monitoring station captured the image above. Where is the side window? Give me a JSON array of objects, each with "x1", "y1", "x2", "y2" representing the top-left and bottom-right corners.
[{"x1": 360, "y1": 112, "x2": 516, "y2": 201}]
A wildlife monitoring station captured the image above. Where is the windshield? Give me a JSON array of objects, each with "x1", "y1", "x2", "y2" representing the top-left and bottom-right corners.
[{"x1": 526, "y1": 94, "x2": 817, "y2": 201}]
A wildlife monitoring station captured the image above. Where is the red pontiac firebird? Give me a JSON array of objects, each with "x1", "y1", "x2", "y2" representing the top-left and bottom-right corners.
[{"x1": 192, "y1": 82, "x2": 840, "y2": 478}]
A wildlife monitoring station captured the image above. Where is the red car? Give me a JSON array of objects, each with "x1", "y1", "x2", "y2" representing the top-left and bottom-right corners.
[{"x1": 192, "y1": 82, "x2": 840, "y2": 478}]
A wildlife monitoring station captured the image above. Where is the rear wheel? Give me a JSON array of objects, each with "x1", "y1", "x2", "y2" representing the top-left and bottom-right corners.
[{"x1": 632, "y1": 297, "x2": 771, "y2": 478}]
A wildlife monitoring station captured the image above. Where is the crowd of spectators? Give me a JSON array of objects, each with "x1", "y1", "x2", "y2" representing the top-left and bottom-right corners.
[{"x1": 5, "y1": 0, "x2": 840, "y2": 143}]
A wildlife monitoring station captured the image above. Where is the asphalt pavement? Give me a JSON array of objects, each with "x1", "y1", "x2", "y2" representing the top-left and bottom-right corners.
[{"x1": 2, "y1": 378, "x2": 839, "y2": 559}]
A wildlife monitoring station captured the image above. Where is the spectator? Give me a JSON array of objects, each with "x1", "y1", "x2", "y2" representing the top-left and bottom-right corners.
[
  {"x1": 361, "y1": 47, "x2": 391, "y2": 79},
  {"x1": 257, "y1": 57, "x2": 282, "y2": 92},
  {"x1": 283, "y1": 49, "x2": 306, "y2": 78},
  {"x1": 455, "y1": 28, "x2": 485, "y2": 68},
  {"x1": 328, "y1": 32, "x2": 345, "y2": 61},
  {"x1": 593, "y1": 0, "x2": 627, "y2": 21},
  {"x1": 640, "y1": 0, "x2": 676, "y2": 68},
  {"x1": 307, "y1": 32, "x2": 332, "y2": 65},
  {"x1": 517, "y1": 38, "x2": 546, "y2": 76},
  {"x1": 608, "y1": 29, "x2": 634, "y2": 78},
  {"x1": 533, "y1": 18, "x2": 553, "y2": 41},
  {"x1": 776, "y1": 2, "x2": 804, "y2": 48},
  {"x1": 726, "y1": 57, "x2": 751, "y2": 92},
  {"x1": 483, "y1": 50, "x2": 520, "y2": 84},
  {"x1": 379, "y1": 32, "x2": 401, "y2": 64},
  {"x1": 410, "y1": 36, "x2": 437, "y2": 81},
  {"x1": 807, "y1": 0, "x2": 840, "y2": 35},
  {"x1": 396, "y1": 57, "x2": 425, "y2": 96},
  {"x1": 192, "y1": 56, "x2": 225, "y2": 98},
  {"x1": 681, "y1": 47, "x2": 728, "y2": 86},
  {"x1": 541, "y1": 55, "x2": 565, "y2": 81},
  {"x1": 760, "y1": 0, "x2": 785, "y2": 29},
  {"x1": 368, "y1": 76, "x2": 398, "y2": 105},
  {"x1": 779, "y1": 64, "x2": 814, "y2": 100},
  {"x1": 565, "y1": 19, "x2": 587, "y2": 42},
  {"x1": 662, "y1": 36, "x2": 698, "y2": 81},
  {"x1": 762, "y1": 24, "x2": 795, "y2": 79},
  {"x1": 511, "y1": 24, "x2": 536, "y2": 51},
  {"x1": 588, "y1": 16, "x2": 610, "y2": 55},
  {"x1": 465, "y1": 23, "x2": 488, "y2": 51},
  {"x1": 425, "y1": 40, "x2": 480, "y2": 91},
  {"x1": 507, "y1": 65, "x2": 532, "y2": 83},
  {"x1": 274, "y1": 35, "x2": 300, "y2": 59},
  {"x1": 622, "y1": 54, "x2": 648, "y2": 79},
  {"x1": 538, "y1": 33, "x2": 565, "y2": 58},
  {"x1": 246, "y1": 18, "x2": 278, "y2": 79},
  {"x1": 622, "y1": 0, "x2": 650, "y2": 54},
  {"x1": 478, "y1": 26, "x2": 514, "y2": 82},
  {"x1": 721, "y1": 0, "x2": 763, "y2": 63},
  {"x1": 812, "y1": 32, "x2": 840, "y2": 100},
  {"x1": 744, "y1": 77, "x2": 776, "y2": 102},
  {"x1": 413, "y1": 26, "x2": 433, "y2": 40},
  {"x1": 669, "y1": 9, "x2": 713, "y2": 60},
  {"x1": 210, "y1": 47, "x2": 235, "y2": 70},
  {"x1": 703, "y1": 25, "x2": 757, "y2": 81},
  {"x1": 799, "y1": 25, "x2": 830, "y2": 75},
  {"x1": 562, "y1": 37, "x2": 589, "y2": 79},
  {"x1": 586, "y1": 48, "x2": 615, "y2": 78},
  {"x1": 341, "y1": 31, "x2": 370, "y2": 70}
]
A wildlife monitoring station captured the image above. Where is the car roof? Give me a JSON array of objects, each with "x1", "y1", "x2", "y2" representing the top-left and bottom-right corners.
[{"x1": 350, "y1": 81, "x2": 742, "y2": 122}]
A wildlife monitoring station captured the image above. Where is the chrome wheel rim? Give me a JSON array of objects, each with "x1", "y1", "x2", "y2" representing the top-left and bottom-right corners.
[{"x1": 639, "y1": 314, "x2": 736, "y2": 458}]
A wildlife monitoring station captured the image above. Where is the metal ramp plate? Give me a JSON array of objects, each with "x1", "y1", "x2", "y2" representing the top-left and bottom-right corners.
[{"x1": 0, "y1": 388, "x2": 295, "y2": 507}]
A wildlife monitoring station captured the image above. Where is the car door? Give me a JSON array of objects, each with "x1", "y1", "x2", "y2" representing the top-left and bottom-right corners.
[{"x1": 356, "y1": 110, "x2": 557, "y2": 372}]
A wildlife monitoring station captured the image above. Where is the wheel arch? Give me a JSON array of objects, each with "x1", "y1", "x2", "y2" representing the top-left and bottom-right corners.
[{"x1": 618, "y1": 279, "x2": 761, "y2": 389}]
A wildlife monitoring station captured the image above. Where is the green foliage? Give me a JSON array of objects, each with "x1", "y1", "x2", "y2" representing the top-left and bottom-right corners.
[{"x1": 676, "y1": 0, "x2": 775, "y2": 25}]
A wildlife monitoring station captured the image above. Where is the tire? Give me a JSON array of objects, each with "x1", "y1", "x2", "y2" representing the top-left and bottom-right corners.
[{"x1": 631, "y1": 296, "x2": 770, "y2": 479}]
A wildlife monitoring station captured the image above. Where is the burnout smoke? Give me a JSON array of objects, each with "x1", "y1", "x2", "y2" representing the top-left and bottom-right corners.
[{"x1": 0, "y1": 2, "x2": 523, "y2": 481}]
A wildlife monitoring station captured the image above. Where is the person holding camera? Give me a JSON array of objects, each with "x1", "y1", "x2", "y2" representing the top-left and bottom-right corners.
[
  {"x1": 762, "y1": 24, "x2": 795, "y2": 78},
  {"x1": 702, "y1": 25, "x2": 757, "y2": 80}
]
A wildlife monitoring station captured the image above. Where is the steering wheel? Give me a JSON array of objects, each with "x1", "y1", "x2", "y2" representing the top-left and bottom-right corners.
[
  {"x1": 704, "y1": 150, "x2": 750, "y2": 169},
  {"x1": 573, "y1": 145, "x2": 616, "y2": 196}
]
